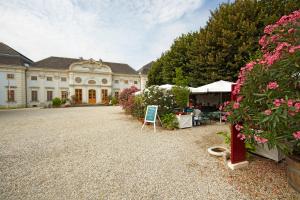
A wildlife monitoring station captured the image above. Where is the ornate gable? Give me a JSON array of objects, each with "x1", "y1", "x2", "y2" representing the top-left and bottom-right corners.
[{"x1": 69, "y1": 59, "x2": 112, "y2": 73}]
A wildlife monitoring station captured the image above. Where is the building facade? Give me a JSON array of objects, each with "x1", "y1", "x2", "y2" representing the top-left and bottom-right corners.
[{"x1": 0, "y1": 42, "x2": 145, "y2": 108}]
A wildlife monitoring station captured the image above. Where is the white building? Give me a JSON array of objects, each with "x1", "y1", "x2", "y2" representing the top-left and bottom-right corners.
[
  {"x1": 0, "y1": 42, "x2": 144, "y2": 108},
  {"x1": 137, "y1": 61, "x2": 153, "y2": 90}
]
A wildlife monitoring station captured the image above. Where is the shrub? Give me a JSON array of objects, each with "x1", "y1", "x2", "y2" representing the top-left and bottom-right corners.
[
  {"x1": 143, "y1": 85, "x2": 176, "y2": 116},
  {"x1": 52, "y1": 97, "x2": 62, "y2": 107},
  {"x1": 223, "y1": 10, "x2": 300, "y2": 156},
  {"x1": 161, "y1": 113, "x2": 179, "y2": 130},
  {"x1": 119, "y1": 86, "x2": 139, "y2": 113},
  {"x1": 171, "y1": 86, "x2": 190, "y2": 111},
  {"x1": 132, "y1": 95, "x2": 145, "y2": 118},
  {"x1": 111, "y1": 96, "x2": 118, "y2": 105}
]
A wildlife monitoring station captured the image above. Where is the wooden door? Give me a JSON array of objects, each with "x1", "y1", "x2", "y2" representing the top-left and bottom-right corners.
[
  {"x1": 75, "y1": 89, "x2": 82, "y2": 104},
  {"x1": 101, "y1": 89, "x2": 108, "y2": 104},
  {"x1": 88, "y1": 89, "x2": 96, "y2": 104}
]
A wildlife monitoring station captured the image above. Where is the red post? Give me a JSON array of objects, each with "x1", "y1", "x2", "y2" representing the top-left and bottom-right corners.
[{"x1": 230, "y1": 84, "x2": 246, "y2": 164}]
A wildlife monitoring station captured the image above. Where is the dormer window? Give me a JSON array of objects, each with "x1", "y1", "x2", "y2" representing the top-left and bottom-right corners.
[{"x1": 46, "y1": 77, "x2": 53, "y2": 81}]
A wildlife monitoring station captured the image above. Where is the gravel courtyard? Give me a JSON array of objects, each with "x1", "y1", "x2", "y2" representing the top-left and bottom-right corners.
[{"x1": 0, "y1": 106, "x2": 298, "y2": 199}]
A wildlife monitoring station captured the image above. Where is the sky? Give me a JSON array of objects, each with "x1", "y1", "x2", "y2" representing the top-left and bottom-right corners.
[{"x1": 0, "y1": 0, "x2": 230, "y2": 70}]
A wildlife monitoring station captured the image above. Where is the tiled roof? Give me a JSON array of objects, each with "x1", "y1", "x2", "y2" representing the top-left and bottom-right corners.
[
  {"x1": 138, "y1": 61, "x2": 153, "y2": 75},
  {"x1": 0, "y1": 42, "x2": 33, "y2": 66},
  {"x1": 32, "y1": 56, "x2": 138, "y2": 75}
]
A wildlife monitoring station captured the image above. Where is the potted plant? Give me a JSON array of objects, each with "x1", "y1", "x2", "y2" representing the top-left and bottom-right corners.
[
  {"x1": 223, "y1": 10, "x2": 300, "y2": 191},
  {"x1": 171, "y1": 68, "x2": 192, "y2": 128}
]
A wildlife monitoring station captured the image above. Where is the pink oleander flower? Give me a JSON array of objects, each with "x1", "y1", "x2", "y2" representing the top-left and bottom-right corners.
[
  {"x1": 226, "y1": 111, "x2": 232, "y2": 116},
  {"x1": 264, "y1": 24, "x2": 277, "y2": 34},
  {"x1": 288, "y1": 28, "x2": 295, "y2": 34},
  {"x1": 270, "y1": 35, "x2": 279, "y2": 42},
  {"x1": 267, "y1": 82, "x2": 279, "y2": 90},
  {"x1": 237, "y1": 133, "x2": 246, "y2": 140},
  {"x1": 289, "y1": 45, "x2": 300, "y2": 53},
  {"x1": 219, "y1": 105, "x2": 223, "y2": 111},
  {"x1": 287, "y1": 99, "x2": 293, "y2": 107},
  {"x1": 222, "y1": 115, "x2": 227, "y2": 121},
  {"x1": 264, "y1": 109, "x2": 272, "y2": 116},
  {"x1": 264, "y1": 51, "x2": 281, "y2": 66},
  {"x1": 275, "y1": 42, "x2": 291, "y2": 52},
  {"x1": 273, "y1": 99, "x2": 281, "y2": 107},
  {"x1": 235, "y1": 124, "x2": 243, "y2": 131},
  {"x1": 237, "y1": 96, "x2": 243, "y2": 103},
  {"x1": 254, "y1": 135, "x2": 268, "y2": 144},
  {"x1": 295, "y1": 102, "x2": 300, "y2": 112},
  {"x1": 293, "y1": 131, "x2": 300, "y2": 140},
  {"x1": 233, "y1": 102, "x2": 240, "y2": 109},
  {"x1": 259, "y1": 35, "x2": 268, "y2": 47},
  {"x1": 245, "y1": 61, "x2": 256, "y2": 71}
]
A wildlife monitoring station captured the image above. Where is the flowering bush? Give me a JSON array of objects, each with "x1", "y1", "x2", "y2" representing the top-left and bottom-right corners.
[
  {"x1": 132, "y1": 95, "x2": 145, "y2": 119},
  {"x1": 143, "y1": 85, "x2": 176, "y2": 116},
  {"x1": 119, "y1": 86, "x2": 139, "y2": 114},
  {"x1": 223, "y1": 10, "x2": 300, "y2": 155}
]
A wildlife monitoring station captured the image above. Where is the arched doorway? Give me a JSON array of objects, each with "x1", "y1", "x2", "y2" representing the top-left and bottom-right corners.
[{"x1": 88, "y1": 89, "x2": 96, "y2": 104}]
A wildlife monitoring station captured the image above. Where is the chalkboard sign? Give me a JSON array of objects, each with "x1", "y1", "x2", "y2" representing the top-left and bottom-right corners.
[
  {"x1": 141, "y1": 105, "x2": 158, "y2": 132},
  {"x1": 145, "y1": 105, "x2": 158, "y2": 122}
]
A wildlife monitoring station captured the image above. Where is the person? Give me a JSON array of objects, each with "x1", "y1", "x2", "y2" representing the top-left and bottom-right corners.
[{"x1": 193, "y1": 106, "x2": 202, "y2": 126}]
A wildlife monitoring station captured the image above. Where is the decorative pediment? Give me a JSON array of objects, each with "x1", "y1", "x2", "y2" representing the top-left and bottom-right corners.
[{"x1": 69, "y1": 59, "x2": 112, "y2": 73}]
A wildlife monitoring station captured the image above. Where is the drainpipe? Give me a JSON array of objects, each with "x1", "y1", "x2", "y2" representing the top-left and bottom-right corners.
[{"x1": 25, "y1": 66, "x2": 28, "y2": 108}]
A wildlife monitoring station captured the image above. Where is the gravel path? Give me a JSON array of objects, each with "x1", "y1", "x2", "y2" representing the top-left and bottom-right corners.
[{"x1": 0, "y1": 106, "x2": 299, "y2": 199}]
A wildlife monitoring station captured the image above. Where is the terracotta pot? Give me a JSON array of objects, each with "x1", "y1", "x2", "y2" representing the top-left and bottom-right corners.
[{"x1": 286, "y1": 155, "x2": 300, "y2": 192}]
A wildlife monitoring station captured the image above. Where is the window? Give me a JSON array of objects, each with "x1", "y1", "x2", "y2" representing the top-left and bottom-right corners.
[
  {"x1": 114, "y1": 91, "x2": 119, "y2": 98},
  {"x1": 61, "y1": 77, "x2": 67, "y2": 82},
  {"x1": 124, "y1": 80, "x2": 128, "y2": 84},
  {"x1": 102, "y1": 78, "x2": 108, "y2": 84},
  {"x1": 46, "y1": 77, "x2": 53, "y2": 81},
  {"x1": 114, "y1": 80, "x2": 119, "y2": 84},
  {"x1": 61, "y1": 91, "x2": 68, "y2": 100},
  {"x1": 7, "y1": 74, "x2": 14, "y2": 79},
  {"x1": 7, "y1": 90, "x2": 15, "y2": 102},
  {"x1": 31, "y1": 91, "x2": 38, "y2": 101},
  {"x1": 47, "y1": 91, "x2": 53, "y2": 101},
  {"x1": 134, "y1": 81, "x2": 138, "y2": 84},
  {"x1": 31, "y1": 76, "x2": 37, "y2": 80}
]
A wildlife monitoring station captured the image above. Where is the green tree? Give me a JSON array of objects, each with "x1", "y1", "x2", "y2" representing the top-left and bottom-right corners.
[{"x1": 147, "y1": 0, "x2": 300, "y2": 87}]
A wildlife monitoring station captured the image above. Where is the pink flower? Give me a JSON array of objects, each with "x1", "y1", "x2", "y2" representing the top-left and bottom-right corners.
[
  {"x1": 233, "y1": 102, "x2": 240, "y2": 109},
  {"x1": 264, "y1": 109, "x2": 272, "y2": 115},
  {"x1": 245, "y1": 61, "x2": 256, "y2": 71},
  {"x1": 237, "y1": 133, "x2": 246, "y2": 140},
  {"x1": 267, "y1": 82, "x2": 279, "y2": 90},
  {"x1": 273, "y1": 99, "x2": 281, "y2": 107},
  {"x1": 288, "y1": 28, "x2": 295, "y2": 34},
  {"x1": 289, "y1": 45, "x2": 300, "y2": 53},
  {"x1": 235, "y1": 124, "x2": 243, "y2": 131},
  {"x1": 264, "y1": 24, "x2": 277, "y2": 34},
  {"x1": 259, "y1": 35, "x2": 268, "y2": 47},
  {"x1": 222, "y1": 115, "x2": 227, "y2": 121},
  {"x1": 264, "y1": 51, "x2": 281, "y2": 66},
  {"x1": 293, "y1": 131, "x2": 300, "y2": 140},
  {"x1": 254, "y1": 135, "x2": 268, "y2": 144},
  {"x1": 287, "y1": 99, "x2": 294, "y2": 107},
  {"x1": 237, "y1": 96, "x2": 243, "y2": 102},
  {"x1": 295, "y1": 102, "x2": 300, "y2": 112}
]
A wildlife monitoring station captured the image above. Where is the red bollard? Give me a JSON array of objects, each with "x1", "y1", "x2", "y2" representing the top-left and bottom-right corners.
[{"x1": 228, "y1": 84, "x2": 248, "y2": 169}]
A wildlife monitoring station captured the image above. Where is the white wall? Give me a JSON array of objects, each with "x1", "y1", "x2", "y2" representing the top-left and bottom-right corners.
[{"x1": 0, "y1": 65, "x2": 26, "y2": 107}]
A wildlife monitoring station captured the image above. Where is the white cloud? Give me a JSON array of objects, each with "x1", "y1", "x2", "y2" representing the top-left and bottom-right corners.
[{"x1": 0, "y1": 0, "x2": 210, "y2": 69}]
